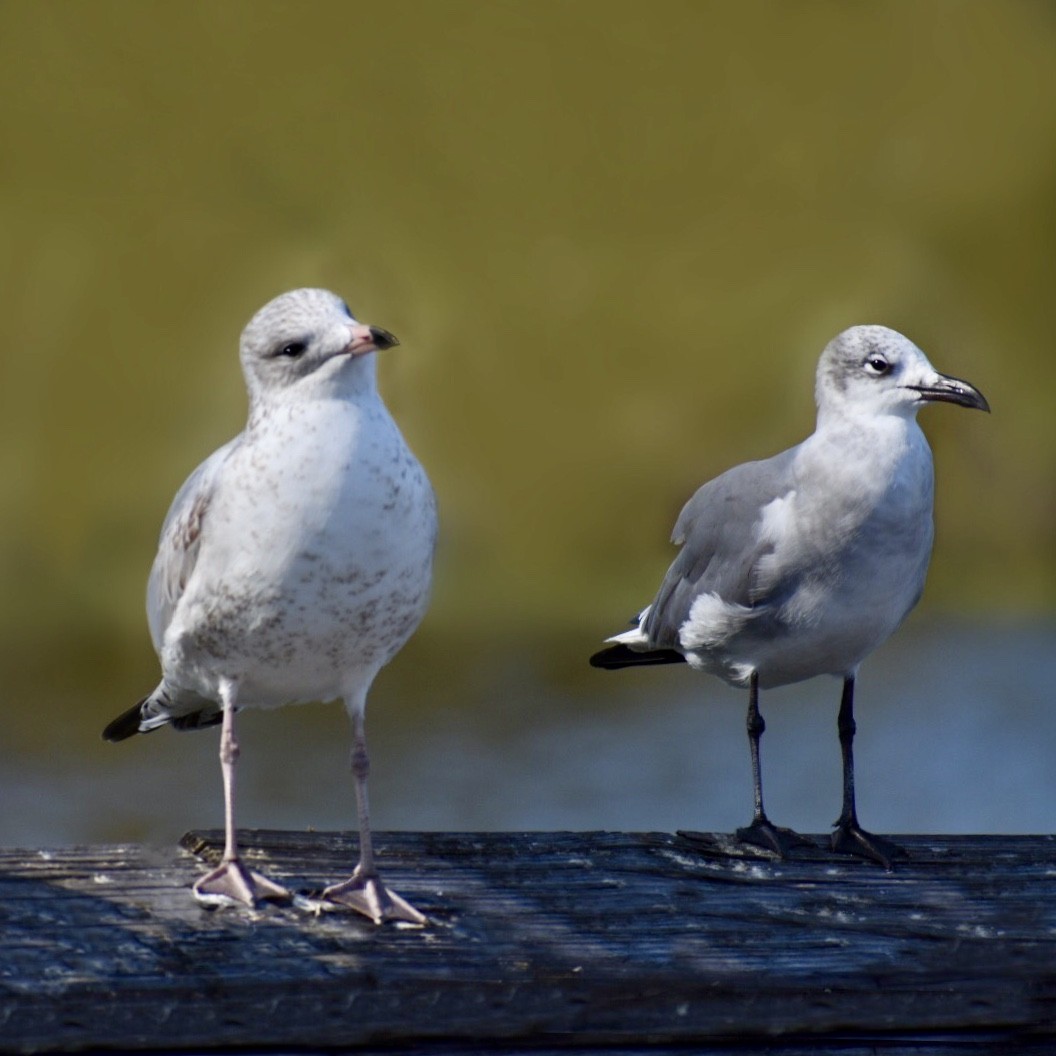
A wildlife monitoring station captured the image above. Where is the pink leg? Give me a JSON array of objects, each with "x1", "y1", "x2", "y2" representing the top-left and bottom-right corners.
[
  {"x1": 192, "y1": 679, "x2": 291, "y2": 907},
  {"x1": 322, "y1": 705, "x2": 425, "y2": 924}
]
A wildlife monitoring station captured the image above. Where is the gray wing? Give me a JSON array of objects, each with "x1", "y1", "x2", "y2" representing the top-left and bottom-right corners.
[
  {"x1": 145, "y1": 437, "x2": 241, "y2": 652},
  {"x1": 642, "y1": 448, "x2": 799, "y2": 649}
]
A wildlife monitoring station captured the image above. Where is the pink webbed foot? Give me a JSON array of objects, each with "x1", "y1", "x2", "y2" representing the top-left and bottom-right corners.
[
  {"x1": 193, "y1": 857, "x2": 292, "y2": 907},
  {"x1": 321, "y1": 866, "x2": 426, "y2": 925}
]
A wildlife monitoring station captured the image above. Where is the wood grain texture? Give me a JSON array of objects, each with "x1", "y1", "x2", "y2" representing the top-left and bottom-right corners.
[{"x1": 1, "y1": 831, "x2": 1054, "y2": 1053}]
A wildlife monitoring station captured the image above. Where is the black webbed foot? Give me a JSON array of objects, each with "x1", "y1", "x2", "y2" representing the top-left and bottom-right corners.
[
  {"x1": 831, "y1": 820, "x2": 908, "y2": 869},
  {"x1": 736, "y1": 817, "x2": 816, "y2": 857}
]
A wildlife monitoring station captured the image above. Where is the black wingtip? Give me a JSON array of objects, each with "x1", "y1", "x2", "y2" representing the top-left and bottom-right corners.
[
  {"x1": 590, "y1": 644, "x2": 687, "y2": 669},
  {"x1": 102, "y1": 700, "x2": 146, "y2": 742}
]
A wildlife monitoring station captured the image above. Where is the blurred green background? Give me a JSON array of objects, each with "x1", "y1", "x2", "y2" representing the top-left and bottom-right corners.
[{"x1": 0, "y1": 2, "x2": 1053, "y2": 845}]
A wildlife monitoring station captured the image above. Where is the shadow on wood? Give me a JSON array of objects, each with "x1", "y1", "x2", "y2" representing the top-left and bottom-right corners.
[{"x1": 1, "y1": 831, "x2": 1054, "y2": 1053}]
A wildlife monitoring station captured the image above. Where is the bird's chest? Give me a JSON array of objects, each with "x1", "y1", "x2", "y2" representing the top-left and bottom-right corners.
[
  {"x1": 193, "y1": 407, "x2": 435, "y2": 653},
  {"x1": 772, "y1": 432, "x2": 935, "y2": 639}
]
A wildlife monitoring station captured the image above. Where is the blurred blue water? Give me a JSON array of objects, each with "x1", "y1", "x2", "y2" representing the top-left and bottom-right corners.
[{"x1": 1, "y1": 617, "x2": 1052, "y2": 847}]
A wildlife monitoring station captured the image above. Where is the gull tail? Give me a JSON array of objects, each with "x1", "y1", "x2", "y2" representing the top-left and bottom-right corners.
[
  {"x1": 589, "y1": 644, "x2": 686, "y2": 669},
  {"x1": 102, "y1": 689, "x2": 222, "y2": 742},
  {"x1": 101, "y1": 699, "x2": 153, "y2": 742}
]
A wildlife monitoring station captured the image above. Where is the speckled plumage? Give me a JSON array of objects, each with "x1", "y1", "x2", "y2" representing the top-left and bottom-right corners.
[
  {"x1": 128, "y1": 288, "x2": 436, "y2": 724},
  {"x1": 104, "y1": 288, "x2": 436, "y2": 921}
]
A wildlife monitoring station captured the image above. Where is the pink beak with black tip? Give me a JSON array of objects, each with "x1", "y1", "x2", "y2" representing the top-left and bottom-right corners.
[{"x1": 345, "y1": 324, "x2": 399, "y2": 357}]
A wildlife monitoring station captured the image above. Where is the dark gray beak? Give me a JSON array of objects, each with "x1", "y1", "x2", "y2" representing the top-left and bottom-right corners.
[
  {"x1": 369, "y1": 326, "x2": 399, "y2": 351},
  {"x1": 906, "y1": 372, "x2": 990, "y2": 413}
]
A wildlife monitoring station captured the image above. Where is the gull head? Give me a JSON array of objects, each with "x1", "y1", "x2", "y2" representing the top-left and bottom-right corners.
[
  {"x1": 815, "y1": 325, "x2": 989, "y2": 423},
  {"x1": 239, "y1": 287, "x2": 398, "y2": 402}
]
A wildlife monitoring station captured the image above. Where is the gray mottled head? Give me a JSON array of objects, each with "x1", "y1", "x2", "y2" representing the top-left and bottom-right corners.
[
  {"x1": 239, "y1": 288, "x2": 398, "y2": 403},
  {"x1": 815, "y1": 325, "x2": 989, "y2": 423}
]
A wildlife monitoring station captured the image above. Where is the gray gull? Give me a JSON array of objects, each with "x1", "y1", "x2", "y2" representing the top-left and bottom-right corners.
[{"x1": 591, "y1": 325, "x2": 988, "y2": 866}]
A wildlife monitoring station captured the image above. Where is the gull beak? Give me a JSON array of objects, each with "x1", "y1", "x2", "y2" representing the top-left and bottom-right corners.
[
  {"x1": 906, "y1": 371, "x2": 990, "y2": 413},
  {"x1": 345, "y1": 324, "x2": 400, "y2": 357}
]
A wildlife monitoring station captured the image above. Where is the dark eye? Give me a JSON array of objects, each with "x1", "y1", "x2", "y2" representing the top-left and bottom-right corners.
[
  {"x1": 865, "y1": 355, "x2": 891, "y2": 375},
  {"x1": 277, "y1": 341, "x2": 307, "y2": 358}
]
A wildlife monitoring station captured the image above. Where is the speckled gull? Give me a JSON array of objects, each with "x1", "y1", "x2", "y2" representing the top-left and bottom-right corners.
[
  {"x1": 103, "y1": 288, "x2": 437, "y2": 923},
  {"x1": 591, "y1": 325, "x2": 989, "y2": 866}
]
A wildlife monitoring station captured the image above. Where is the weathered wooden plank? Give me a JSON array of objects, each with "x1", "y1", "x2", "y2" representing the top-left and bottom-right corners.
[{"x1": 1, "y1": 831, "x2": 1054, "y2": 1054}]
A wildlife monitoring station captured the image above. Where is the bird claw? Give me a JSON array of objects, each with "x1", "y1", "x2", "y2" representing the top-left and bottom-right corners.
[
  {"x1": 831, "y1": 821, "x2": 908, "y2": 869},
  {"x1": 322, "y1": 869, "x2": 427, "y2": 925},
  {"x1": 736, "y1": 817, "x2": 816, "y2": 858},
  {"x1": 193, "y1": 858, "x2": 292, "y2": 907}
]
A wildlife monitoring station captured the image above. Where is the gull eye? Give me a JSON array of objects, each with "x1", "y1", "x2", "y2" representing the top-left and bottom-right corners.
[
  {"x1": 277, "y1": 341, "x2": 307, "y2": 358},
  {"x1": 865, "y1": 355, "x2": 891, "y2": 376}
]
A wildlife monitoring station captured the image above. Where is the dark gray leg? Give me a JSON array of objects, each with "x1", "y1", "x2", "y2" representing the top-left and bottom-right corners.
[
  {"x1": 830, "y1": 675, "x2": 907, "y2": 868},
  {"x1": 735, "y1": 673, "x2": 814, "y2": 856}
]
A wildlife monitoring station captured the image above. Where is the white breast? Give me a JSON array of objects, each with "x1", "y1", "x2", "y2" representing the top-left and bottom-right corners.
[
  {"x1": 164, "y1": 395, "x2": 437, "y2": 707},
  {"x1": 700, "y1": 418, "x2": 935, "y2": 688}
]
